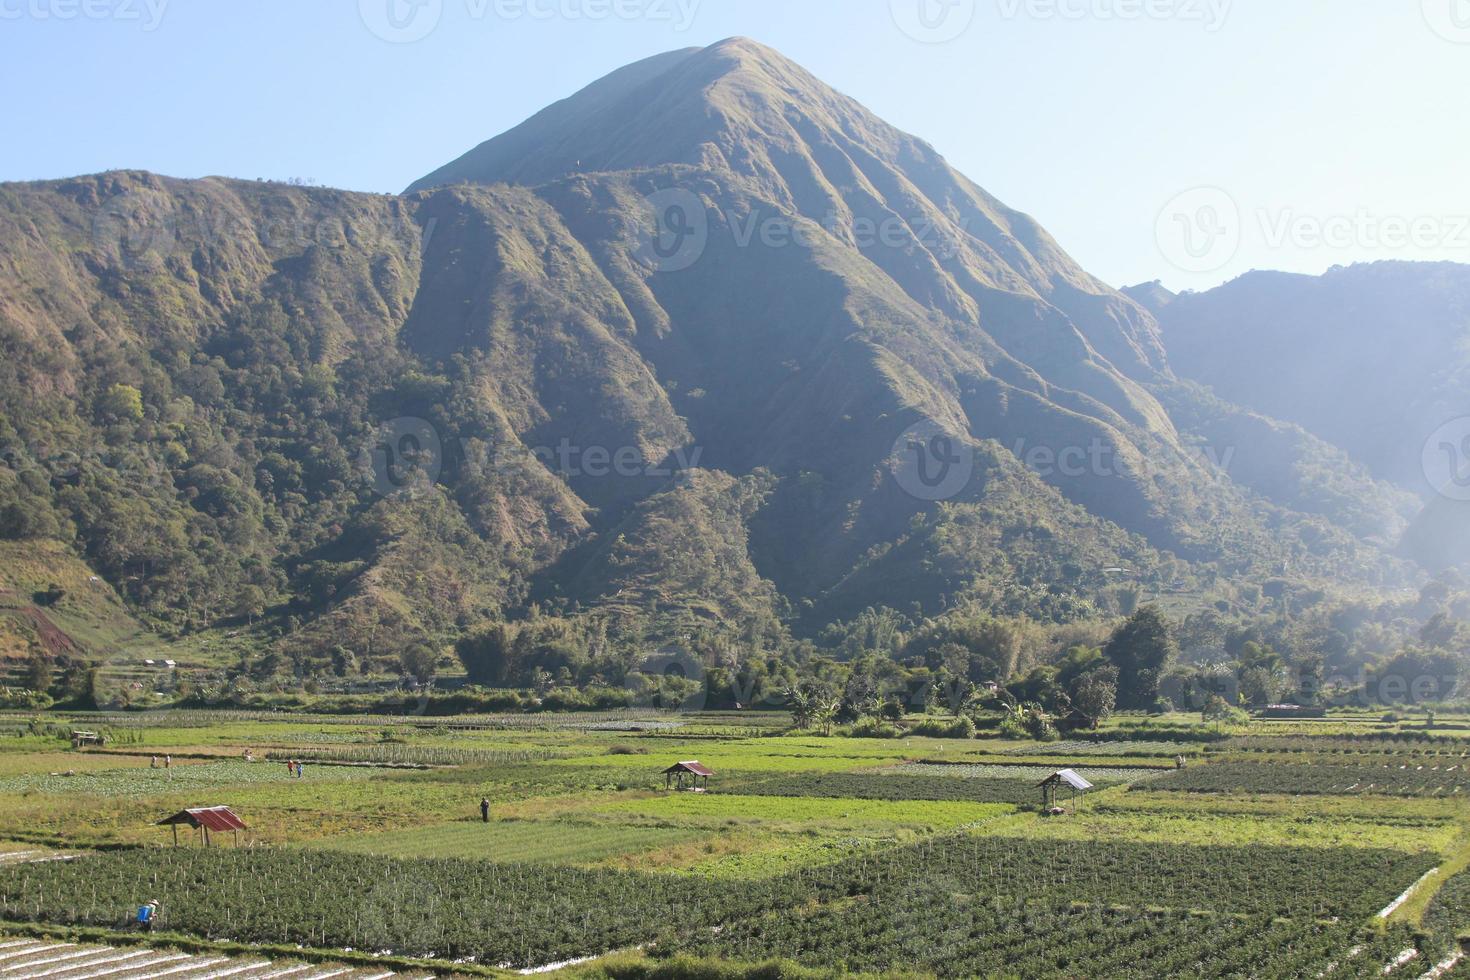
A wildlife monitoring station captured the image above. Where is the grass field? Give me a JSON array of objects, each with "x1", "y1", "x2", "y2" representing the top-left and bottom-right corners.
[{"x1": 0, "y1": 708, "x2": 1468, "y2": 976}]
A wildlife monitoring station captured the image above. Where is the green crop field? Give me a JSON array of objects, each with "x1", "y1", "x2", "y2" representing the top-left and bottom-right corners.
[
  {"x1": 0, "y1": 709, "x2": 1468, "y2": 977},
  {"x1": 314, "y1": 819, "x2": 708, "y2": 864}
]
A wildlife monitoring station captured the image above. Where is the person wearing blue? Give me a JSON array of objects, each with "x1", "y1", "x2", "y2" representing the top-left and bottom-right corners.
[{"x1": 137, "y1": 901, "x2": 159, "y2": 930}]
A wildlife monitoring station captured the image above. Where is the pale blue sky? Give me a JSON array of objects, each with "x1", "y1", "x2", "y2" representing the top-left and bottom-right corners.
[{"x1": 2, "y1": 0, "x2": 1466, "y2": 290}]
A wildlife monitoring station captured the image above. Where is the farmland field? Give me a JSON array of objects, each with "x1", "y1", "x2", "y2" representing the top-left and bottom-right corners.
[
  {"x1": 0, "y1": 709, "x2": 1469, "y2": 977},
  {"x1": 316, "y1": 819, "x2": 708, "y2": 863}
]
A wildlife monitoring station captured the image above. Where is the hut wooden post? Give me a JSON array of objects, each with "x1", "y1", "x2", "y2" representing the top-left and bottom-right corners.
[{"x1": 171, "y1": 824, "x2": 178, "y2": 848}]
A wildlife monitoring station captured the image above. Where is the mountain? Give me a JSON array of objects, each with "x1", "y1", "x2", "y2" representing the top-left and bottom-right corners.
[
  {"x1": 0, "y1": 39, "x2": 1425, "y2": 678},
  {"x1": 1147, "y1": 262, "x2": 1470, "y2": 570}
]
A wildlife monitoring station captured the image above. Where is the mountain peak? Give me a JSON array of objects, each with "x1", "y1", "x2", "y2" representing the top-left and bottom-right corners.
[
  {"x1": 407, "y1": 39, "x2": 1169, "y2": 377},
  {"x1": 406, "y1": 38, "x2": 886, "y2": 193}
]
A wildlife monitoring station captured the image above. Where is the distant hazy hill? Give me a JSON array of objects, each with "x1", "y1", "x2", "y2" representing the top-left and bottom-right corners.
[
  {"x1": 0, "y1": 39, "x2": 1426, "y2": 671},
  {"x1": 1143, "y1": 262, "x2": 1470, "y2": 570},
  {"x1": 1143, "y1": 263, "x2": 1470, "y2": 490}
]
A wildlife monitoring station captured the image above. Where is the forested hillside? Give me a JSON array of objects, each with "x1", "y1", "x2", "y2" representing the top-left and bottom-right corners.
[{"x1": 0, "y1": 39, "x2": 1454, "y2": 698}]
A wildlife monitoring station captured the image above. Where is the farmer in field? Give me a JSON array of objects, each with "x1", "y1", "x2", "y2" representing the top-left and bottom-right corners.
[
  {"x1": 480, "y1": 797, "x2": 490, "y2": 822},
  {"x1": 137, "y1": 900, "x2": 159, "y2": 931}
]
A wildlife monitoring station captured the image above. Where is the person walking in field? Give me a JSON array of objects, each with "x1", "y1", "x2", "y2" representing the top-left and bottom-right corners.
[
  {"x1": 150, "y1": 756, "x2": 158, "y2": 769},
  {"x1": 480, "y1": 797, "x2": 490, "y2": 823}
]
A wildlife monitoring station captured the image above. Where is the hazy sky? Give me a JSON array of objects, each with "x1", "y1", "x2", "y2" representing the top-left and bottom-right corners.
[{"x1": 2, "y1": 0, "x2": 1466, "y2": 291}]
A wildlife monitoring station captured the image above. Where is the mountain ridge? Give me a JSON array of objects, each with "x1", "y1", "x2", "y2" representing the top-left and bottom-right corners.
[{"x1": 0, "y1": 40, "x2": 1438, "y2": 679}]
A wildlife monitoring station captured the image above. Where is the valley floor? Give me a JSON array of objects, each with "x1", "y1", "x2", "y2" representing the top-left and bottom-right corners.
[{"x1": 1, "y1": 709, "x2": 1469, "y2": 977}]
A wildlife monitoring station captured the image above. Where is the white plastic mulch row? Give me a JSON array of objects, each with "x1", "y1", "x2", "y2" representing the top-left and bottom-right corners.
[{"x1": 0, "y1": 939, "x2": 440, "y2": 980}]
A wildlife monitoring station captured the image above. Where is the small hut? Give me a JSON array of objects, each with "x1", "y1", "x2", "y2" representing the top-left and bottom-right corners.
[
  {"x1": 663, "y1": 761, "x2": 714, "y2": 792},
  {"x1": 158, "y1": 806, "x2": 246, "y2": 847},
  {"x1": 69, "y1": 730, "x2": 104, "y2": 749},
  {"x1": 1038, "y1": 769, "x2": 1093, "y2": 814}
]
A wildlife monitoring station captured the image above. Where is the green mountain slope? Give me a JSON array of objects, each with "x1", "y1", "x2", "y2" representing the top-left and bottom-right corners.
[{"x1": 0, "y1": 40, "x2": 1428, "y2": 672}]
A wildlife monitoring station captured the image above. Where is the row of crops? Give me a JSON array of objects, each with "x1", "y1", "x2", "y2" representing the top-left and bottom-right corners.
[
  {"x1": 18, "y1": 708, "x2": 697, "y2": 731},
  {"x1": 263, "y1": 745, "x2": 573, "y2": 767},
  {"x1": 1219, "y1": 734, "x2": 1470, "y2": 757},
  {"x1": 1148, "y1": 761, "x2": 1470, "y2": 796},
  {"x1": 728, "y1": 771, "x2": 1041, "y2": 805},
  {"x1": 667, "y1": 887, "x2": 1422, "y2": 978},
  {"x1": 0, "y1": 848, "x2": 785, "y2": 968},
  {"x1": 1423, "y1": 869, "x2": 1470, "y2": 959},
  {"x1": 896, "y1": 762, "x2": 1164, "y2": 784},
  {"x1": 1003, "y1": 739, "x2": 1202, "y2": 757},
  {"x1": 0, "y1": 837, "x2": 1430, "y2": 967},
  {"x1": 828, "y1": 836, "x2": 1432, "y2": 920}
]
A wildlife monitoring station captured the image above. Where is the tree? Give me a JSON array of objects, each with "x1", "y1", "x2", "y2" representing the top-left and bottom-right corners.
[
  {"x1": 812, "y1": 697, "x2": 840, "y2": 736},
  {"x1": 786, "y1": 683, "x2": 839, "y2": 734},
  {"x1": 786, "y1": 685, "x2": 817, "y2": 730},
  {"x1": 1006, "y1": 701, "x2": 1058, "y2": 741},
  {"x1": 99, "y1": 383, "x2": 144, "y2": 422},
  {"x1": 1421, "y1": 613, "x2": 1466, "y2": 651},
  {"x1": 330, "y1": 646, "x2": 357, "y2": 678},
  {"x1": 1104, "y1": 607, "x2": 1178, "y2": 709},
  {"x1": 22, "y1": 653, "x2": 50, "y2": 695},
  {"x1": 399, "y1": 643, "x2": 439, "y2": 686},
  {"x1": 455, "y1": 624, "x2": 514, "y2": 686},
  {"x1": 234, "y1": 585, "x2": 266, "y2": 625},
  {"x1": 1237, "y1": 665, "x2": 1282, "y2": 707},
  {"x1": 1294, "y1": 652, "x2": 1326, "y2": 705},
  {"x1": 1070, "y1": 666, "x2": 1118, "y2": 730},
  {"x1": 1202, "y1": 694, "x2": 1249, "y2": 729}
]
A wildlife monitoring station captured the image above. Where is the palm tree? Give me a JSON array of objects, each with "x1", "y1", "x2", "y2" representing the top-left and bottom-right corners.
[{"x1": 812, "y1": 698, "x2": 840, "y2": 736}]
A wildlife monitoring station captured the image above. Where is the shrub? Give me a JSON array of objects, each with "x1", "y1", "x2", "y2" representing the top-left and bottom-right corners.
[
  {"x1": 844, "y1": 718, "x2": 902, "y2": 739},
  {"x1": 908, "y1": 716, "x2": 976, "y2": 739}
]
